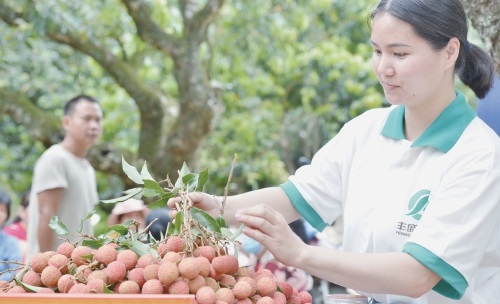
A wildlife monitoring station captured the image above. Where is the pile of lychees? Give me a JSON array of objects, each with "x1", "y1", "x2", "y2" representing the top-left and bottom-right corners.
[
  {"x1": 0, "y1": 236, "x2": 312, "y2": 304},
  {"x1": 0, "y1": 158, "x2": 313, "y2": 303}
]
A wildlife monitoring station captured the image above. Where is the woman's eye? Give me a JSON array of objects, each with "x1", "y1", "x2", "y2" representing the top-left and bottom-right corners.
[
  {"x1": 394, "y1": 52, "x2": 407, "y2": 58},
  {"x1": 373, "y1": 49, "x2": 382, "y2": 55}
]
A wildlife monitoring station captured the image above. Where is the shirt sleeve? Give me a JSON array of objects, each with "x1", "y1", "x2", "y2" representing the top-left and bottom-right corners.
[
  {"x1": 32, "y1": 147, "x2": 69, "y2": 194},
  {"x1": 404, "y1": 143, "x2": 500, "y2": 299}
]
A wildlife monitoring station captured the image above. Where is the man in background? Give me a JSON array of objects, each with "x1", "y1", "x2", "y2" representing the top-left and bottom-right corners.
[{"x1": 26, "y1": 95, "x2": 103, "y2": 259}]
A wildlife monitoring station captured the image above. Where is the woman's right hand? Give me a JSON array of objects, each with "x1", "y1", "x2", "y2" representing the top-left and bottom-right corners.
[{"x1": 166, "y1": 192, "x2": 221, "y2": 219}]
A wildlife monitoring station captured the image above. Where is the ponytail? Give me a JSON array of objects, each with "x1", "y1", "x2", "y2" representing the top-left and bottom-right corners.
[{"x1": 457, "y1": 43, "x2": 495, "y2": 99}]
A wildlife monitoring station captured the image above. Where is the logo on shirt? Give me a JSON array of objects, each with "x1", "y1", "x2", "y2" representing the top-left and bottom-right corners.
[
  {"x1": 406, "y1": 189, "x2": 431, "y2": 220},
  {"x1": 395, "y1": 189, "x2": 431, "y2": 237}
]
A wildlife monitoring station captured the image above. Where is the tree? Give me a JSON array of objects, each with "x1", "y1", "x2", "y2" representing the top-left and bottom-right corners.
[
  {"x1": 1, "y1": 0, "x2": 386, "y2": 199},
  {"x1": 462, "y1": 0, "x2": 500, "y2": 73},
  {"x1": 0, "y1": 0, "x2": 223, "y2": 186}
]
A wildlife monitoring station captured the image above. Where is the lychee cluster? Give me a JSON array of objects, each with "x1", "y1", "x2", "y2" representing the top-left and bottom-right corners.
[{"x1": 0, "y1": 237, "x2": 312, "y2": 304}]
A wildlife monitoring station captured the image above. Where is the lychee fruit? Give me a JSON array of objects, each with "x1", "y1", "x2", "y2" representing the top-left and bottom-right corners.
[
  {"x1": 141, "y1": 279, "x2": 163, "y2": 294},
  {"x1": 21, "y1": 270, "x2": 42, "y2": 287},
  {"x1": 143, "y1": 263, "x2": 160, "y2": 281},
  {"x1": 168, "y1": 279, "x2": 190, "y2": 294},
  {"x1": 256, "y1": 276, "x2": 276, "y2": 297},
  {"x1": 233, "y1": 280, "x2": 252, "y2": 300},
  {"x1": 56, "y1": 242, "x2": 75, "y2": 258},
  {"x1": 68, "y1": 283, "x2": 91, "y2": 294},
  {"x1": 118, "y1": 280, "x2": 141, "y2": 294},
  {"x1": 57, "y1": 274, "x2": 76, "y2": 293},
  {"x1": 162, "y1": 251, "x2": 182, "y2": 264},
  {"x1": 87, "y1": 278, "x2": 106, "y2": 293},
  {"x1": 276, "y1": 281, "x2": 293, "y2": 300},
  {"x1": 94, "y1": 244, "x2": 118, "y2": 266},
  {"x1": 238, "y1": 276, "x2": 257, "y2": 296},
  {"x1": 272, "y1": 291, "x2": 287, "y2": 304},
  {"x1": 137, "y1": 253, "x2": 159, "y2": 268},
  {"x1": 193, "y1": 246, "x2": 216, "y2": 262},
  {"x1": 38, "y1": 288, "x2": 56, "y2": 293},
  {"x1": 87, "y1": 270, "x2": 109, "y2": 285},
  {"x1": 105, "y1": 260, "x2": 127, "y2": 284},
  {"x1": 216, "y1": 287, "x2": 235, "y2": 304},
  {"x1": 196, "y1": 256, "x2": 211, "y2": 277},
  {"x1": 196, "y1": 285, "x2": 217, "y2": 304},
  {"x1": 188, "y1": 275, "x2": 206, "y2": 294},
  {"x1": 256, "y1": 296, "x2": 274, "y2": 304},
  {"x1": 116, "y1": 249, "x2": 138, "y2": 270},
  {"x1": 204, "y1": 277, "x2": 219, "y2": 292},
  {"x1": 70, "y1": 246, "x2": 92, "y2": 266},
  {"x1": 158, "y1": 261, "x2": 179, "y2": 286},
  {"x1": 165, "y1": 236, "x2": 186, "y2": 253},
  {"x1": 212, "y1": 255, "x2": 238, "y2": 275},
  {"x1": 127, "y1": 267, "x2": 146, "y2": 288},
  {"x1": 40, "y1": 265, "x2": 62, "y2": 288},
  {"x1": 178, "y1": 257, "x2": 200, "y2": 280},
  {"x1": 7, "y1": 286, "x2": 27, "y2": 293},
  {"x1": 298, "y1": 290, "x2": 312, "y2": 304},
  {"x1": 29, "y1": 252, "x2": 50, "y2": 273},
  {"x1": 48, "y1": 253, "x2": 69, "y2": 274}
]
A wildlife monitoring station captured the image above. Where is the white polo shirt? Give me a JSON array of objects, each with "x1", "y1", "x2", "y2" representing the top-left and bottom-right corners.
[{"x1": 281, "y1": 91, "x2": 500, "y2": 303}]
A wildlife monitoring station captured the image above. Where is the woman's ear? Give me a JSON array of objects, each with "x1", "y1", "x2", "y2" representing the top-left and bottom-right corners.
[{"x1": 445, "y1": 37, "x2": 460, "y2": 70}]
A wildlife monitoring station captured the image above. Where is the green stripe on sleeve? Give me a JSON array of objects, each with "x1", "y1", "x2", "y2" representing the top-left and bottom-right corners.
[
  {"x1": 280, "y1": 180, "x2": 328, "y2": 232},
  {"x1": 403, "y1": 242, "x2": 467, "y2": 299}
]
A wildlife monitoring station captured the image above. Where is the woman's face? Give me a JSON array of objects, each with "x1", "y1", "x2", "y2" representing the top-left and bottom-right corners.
[
  {"x1": 370, "y1": 13, "x2": 451, "y2": 108},
  {"x1": 0, "y1": 204, "x2": 8, "y2": 226}
]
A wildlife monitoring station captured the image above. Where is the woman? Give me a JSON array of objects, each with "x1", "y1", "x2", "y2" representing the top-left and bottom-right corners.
[
  {"x1": 168, "y1": 0, "x2": 499, "y2": 303},
  {"x1": 0, "y1": 190, "x2": 22, "y2": 281},
  {"x1": 3, "y1": 190, "x2": 30, "y2": 261}
]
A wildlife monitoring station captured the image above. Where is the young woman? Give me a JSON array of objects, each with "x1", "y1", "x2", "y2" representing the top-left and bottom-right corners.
[
  {"x1": 168, "y1": 0, "x2": 499, "y2": 303},
  {"x1": 3, "y1": 190, "x2": 30, "y2": 262},
  {"x1": 0, "y1": 190, "x2": 22, "y2": 281}
]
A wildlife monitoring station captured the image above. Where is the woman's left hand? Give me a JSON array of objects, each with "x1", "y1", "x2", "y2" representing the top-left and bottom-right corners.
[{"x1": 234, "y1": 204, "x2": 306, "y2": 268}]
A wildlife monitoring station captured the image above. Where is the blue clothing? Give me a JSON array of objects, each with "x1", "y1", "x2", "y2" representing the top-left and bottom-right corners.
[
  {"x1": 0, "y1": 231, "x2": 22, "y2": 281},
  {"x1": 477, "y1": 75, "x2": 500, "y2": 136}
]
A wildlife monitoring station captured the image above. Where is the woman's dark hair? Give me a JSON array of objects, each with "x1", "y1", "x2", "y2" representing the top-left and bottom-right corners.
[
  {"x1": 0, "y1": 189, "x2": 12, "y2": 221},
  {"x1": 370, "y1": 0, "x2": 494, "y2": 98}
]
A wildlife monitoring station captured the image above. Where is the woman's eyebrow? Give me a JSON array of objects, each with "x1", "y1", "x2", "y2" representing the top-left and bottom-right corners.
[{"x1": 370, "y1": 40, "x2": 411, "y2": 48}]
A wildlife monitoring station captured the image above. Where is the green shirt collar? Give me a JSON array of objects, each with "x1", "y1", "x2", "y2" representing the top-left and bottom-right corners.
[{"x1": 381, "y1": 91, "x2": 476, "y2": 152}]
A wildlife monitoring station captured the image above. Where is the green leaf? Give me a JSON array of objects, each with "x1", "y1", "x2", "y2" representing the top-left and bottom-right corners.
[
  {"x1": 142, "y1": 187, "x2": 160, "y2": 198},
  {"x1": 49, "y1": 216, "x2": 70, "y2": 235},
  {"x1": 166, "y1": 221, "x2": 177, "y2": 235},
  {"x1": 143, "y1": 179, "x2": 166, "y2": 194},
  {"x1": 190, "y1": 207, "x2": 221, "y2": 233},
  {"x1": 197, "y1": 169, "x2": 209, "y2": 190},
  {"x1": 147, "y1": 195, "x2": 174, "y2": 209},
  {"x1": 124, "y1": 240, "x2": 159, "y2": 258},
  {"x1": 140, "y1": 161, "x2": 155, "y2": 180},
  {"x1": 105, "y1": 224, "x2": 130, "y2": 235},
  {"x1": 78, "y1": 210, "x2": 97, "y2": 233},
  {"x1": 180, "y1": 162, "x2": 191, "y2": 176},
  {"x1": 100, "y1": 188, "x2": 143, "y2": 204},
  {"x1": 122, "y1": 156, "x2": 144, "y2": 184},
  {"x1": 216, "y1": 216, "x2": 227, "y2": 229},
  {"x1": 15, "y1": 262, "x2": 30, "y2": 282},
  {"x1": 82, "y1": 239, "x2": 106, "y2": 249},
  {"x1": 174, "y1": 211, "x2": 183, "y2": 234}
]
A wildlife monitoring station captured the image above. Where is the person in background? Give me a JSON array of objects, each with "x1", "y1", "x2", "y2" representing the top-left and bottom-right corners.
[
  {"x1": 26, "y1": 95, "x2": 103, "y2": 260},
  {"x1": 107, "y1": 198, "x2": 149, "y2": 233},
  {"x1": 145, "y1": 207, "x2": 171, "y2": 241},
  {"x1": 0, "y1": 189, "x2": 22, "y2": 281},
  {"x1": 476, "y1": 75, "x2": 500, "y2": 136},
  {"x1": 168, "y1": 0, "x2": 500, "y2": 303},
  {"x1": 3, "y1": 190, "x2": 30, "y2": 262}
]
